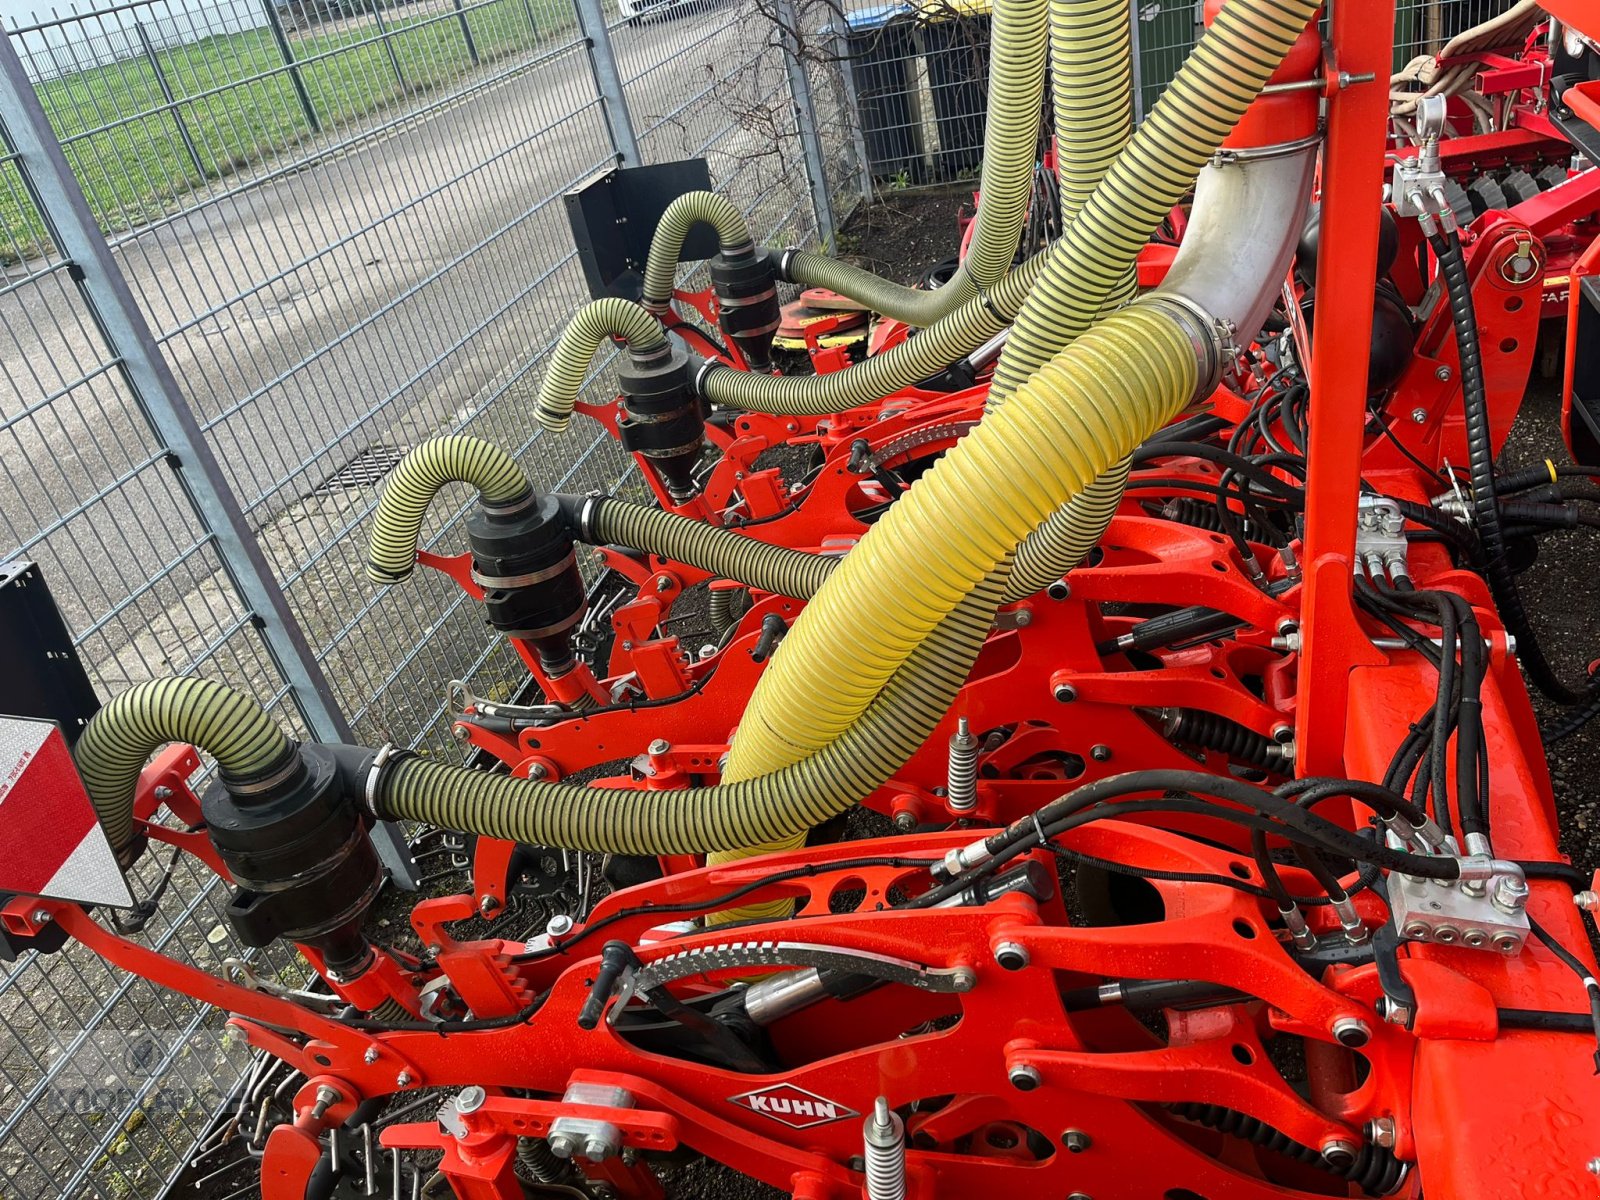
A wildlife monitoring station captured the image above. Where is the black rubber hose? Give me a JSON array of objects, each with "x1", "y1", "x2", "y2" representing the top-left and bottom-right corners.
[{"x1": 1432, "y1": 231, "x2": 1594, "y2": 705}]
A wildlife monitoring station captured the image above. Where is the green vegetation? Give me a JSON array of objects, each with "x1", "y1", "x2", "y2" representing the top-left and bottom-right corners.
[{"x1": 1, "y1": 0, "x2": 578, "y2": 257}]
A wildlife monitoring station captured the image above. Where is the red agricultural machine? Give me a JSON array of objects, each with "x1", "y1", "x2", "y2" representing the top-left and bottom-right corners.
[{"x1": 6, "y1": 1, "x2": 1600, "y2": 1198}]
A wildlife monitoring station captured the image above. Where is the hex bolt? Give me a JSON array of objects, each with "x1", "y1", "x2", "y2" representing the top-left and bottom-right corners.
[
  {"x1": 1331, "y1": 1016, "x2": 1370, "y2": 1048},
  {"x1": 546, "y1": 914, "x2": 575, "y2": 939},
  {"x1": 1493, "y1": 874, "x2": 1530, "y2": 913},
  {"x1": 1367, "y1": 1117, "x2": 1397, "y2": 1149},
  {"x1": 647, "y1": 738, "x2": 670, "y2": 755},
  {"x1": 479, "y1": 894, "x2": 500, "y2": 916},
  {"x1": 1090, "y1": 744, "x2": 1112, "y2": 762},
  {"x1": 1068, "y1": 1194, "x2": 1093, "y2": 1200},
  {"x1": 363, "y1": 1047, "x2": 380, "y2": 1065},
  {"x1": 655, "y1": 574, "x2": 672, "y2": 590},
  {"x1": 1047, "y1": 581, "x2": 1071, "y2": 600},
  {"x1": 1320, "y1": 1137, "x2": 1358, "y2": 1169},
  {"x1": 548, "y1": 1132, "x2": 579, "y2": 1159},
  {"x1": 1053, "y1": 683, "x2": 1077, "y2": 703},
  {"x1": 583, "y1": 1135, "x2": 615, "y2": 1162},
  {"x1": 1587, "y1": 1156, "x2": 1600, "y2": 1176},
  {"x1": 452, "y1": 724, "x2": 470, "y2": 742},
  {"x1": 1062, "y1": 1129, "x2": 1091, "y2": 1153},
  {"x1": 995, "y1": 940, "x2": 1029, "y2": 971},
  {"x1": 893, "y1": 810, "x2": 918, "y2": 833},
  {"x1": 310, "y1": 1085, "x2": 341, "y2": 1120},
  {"x1": 1574, "y1": 890, "x2": 1600, "y2": 911},
  {"x1": 456, "y1": 1086, "x2": 487, "y2": 1114},
  {"x1": 1410, "y1": 407, "x2": 1428, "y2": 424},
  {"x1": 396, "y1": 1071, "x2": 413, "y2": 1087},
  {"x1": 153, "y1": 785, "x2": 173, "y2": 801},
  {"x1": 1435, "y1": 365, "x2": 1453, "y2": 382},
  {"x1": 1008, "y1": 1063, "x2": 1042, "y2": 1091}
]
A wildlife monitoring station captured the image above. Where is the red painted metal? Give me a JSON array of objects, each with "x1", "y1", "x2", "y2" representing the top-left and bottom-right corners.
[{"x1": 7, "y1": 10, "x2": 1600, "y2": 1200}]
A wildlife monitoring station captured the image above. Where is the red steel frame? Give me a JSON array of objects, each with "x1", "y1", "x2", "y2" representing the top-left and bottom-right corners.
[{"x1": 5, "y1": 6, "x2": 1600, "y2": 1200}]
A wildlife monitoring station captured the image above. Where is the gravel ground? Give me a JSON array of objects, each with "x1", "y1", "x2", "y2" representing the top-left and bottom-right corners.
[{"x1": 179, "y1": 191, "x2": 1600, "y2": 1198}]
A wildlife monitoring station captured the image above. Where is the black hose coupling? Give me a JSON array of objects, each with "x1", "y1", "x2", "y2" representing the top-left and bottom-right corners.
[
  {"x1": 209, "y1": 743, "x2": 384, "y2": 972},
  {"x1": 710, "y1": 243, "x2": 780, "y2": 371},
  {"x1": 467, "y1": 487, "x2": 586, "y2": 676},
  {"x1": 619, "y1": 339, "x2": 708, "y2": 503}
]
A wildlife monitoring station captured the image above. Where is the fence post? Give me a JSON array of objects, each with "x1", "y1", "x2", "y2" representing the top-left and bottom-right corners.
[
  {"x1": 454, "y1": 0, "x2": 480, "y2": 63},
  {"x1": 572, "y1": 0, "x2": 641, "y2": 167},
  {"x1": 370, "y1": 0, "x2": 410, "y2": 94},
  {"x1": 828, "y1": 20, "x2": 873, "y2": 202},
  {"x1": 133, "y1": 21, "x2": 207, "y2": 182},
  {"x1": 260, "y1": 0, "x2": 321, "y2": 133},
  {"x1": 772, "y1": 0, "x2": 835, "y2": 248},
  {"x1": 1128, "y1": 0, "x2": 1145, "y2": 123},
  {"x1": 0, "y1": 34, "x2": 416, "y2": 888}
]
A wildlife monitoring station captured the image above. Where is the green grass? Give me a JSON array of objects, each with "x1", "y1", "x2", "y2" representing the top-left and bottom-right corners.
[{"x1": 2, "y1": 0, "x2": 578, "y2": 257}]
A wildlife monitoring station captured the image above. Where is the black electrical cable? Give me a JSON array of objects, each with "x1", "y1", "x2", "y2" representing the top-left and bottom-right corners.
[
  {"x1": 1526, "y1": 914, "x2": 1600, "y2": 1071},
  {"x1": 1432, "y1": 229, "x2": 1597, "y2": 707}
]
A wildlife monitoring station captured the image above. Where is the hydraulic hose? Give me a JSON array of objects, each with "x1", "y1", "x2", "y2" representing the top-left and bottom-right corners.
[
  {"x1": 640, "y1": 192, "x2": 755, "y2": 315},
  {"x1": 719, "y1": 298, "x2": 1210, "y2": 786},
  {"x1": 376, "y1": 572, "x2": 1009, "y2": 853},
  {"x1": 776, "y1": 0, "x2": 1049, "y2": 325},
  {"x1": 577, "y1": 495, "x2": 834, "y2": 600},
  {"x1": 988, "y1": 0, "x2": 1321, "y2": 398},
  {"x1": 75, "y1": 574, "x2": 1004, "y2": 872},
  {"x1": 1432, "y1": 231, "x2": 1594, "y2": 707},
  {"x1": 366, "y1": 435, "x2": 531, "y2": 585},
  {"x1": 75, "y1": 679, "x2": 294, "y2": 862},
  {"x1": 368, "y1": 438, "x2": 834, "y2": 601},
  {"x1": 1050, "y1": 0, "x2": 1133, "y2": 233},
  {"x1": 534, "y1": 298, "x2": 668, "y2": 435},
  {"x1": 994, "y1": 0, "x2": 1138, "y2": 597},
  {"x1": 697, "y1": 0, "x2": 1320, "y2": 418}
]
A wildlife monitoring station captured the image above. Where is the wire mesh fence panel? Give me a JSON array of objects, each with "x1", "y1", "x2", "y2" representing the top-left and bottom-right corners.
[
  {"x1": 612, "y1": 0, "x2": 821, "y2": 251},
  {"x1": 0, "y1": 127, "x2": 308, "y2": 1200}
]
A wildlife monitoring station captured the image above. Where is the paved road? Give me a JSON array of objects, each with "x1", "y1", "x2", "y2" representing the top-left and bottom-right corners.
[{"x1": 0, "y1": 0, "x2": 775, "y2": 661}]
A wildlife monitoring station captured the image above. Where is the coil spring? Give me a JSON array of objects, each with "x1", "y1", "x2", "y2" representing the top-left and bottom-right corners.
[
  {"x1": 1162, "y1": 497, "x2": 1265, "y2": 541},
  {"x1": 366, "y1": 997, "x2": 412, "y2": 1023},
  {"x1": 863, "y1": 1100, "x2": 906, "y2": 1200},
  {"x1": 1164, "y1": 708, "x2": 1289, "y2": 774},
  {"x1": 947, "y1": 717, "x2": 978, "y2": 812},
  {"x1": 515, "y1": 1137, "x2": 571, "y2": 1184},
  {"x1": 1171, "y1": 1104, "x2": 1405, "y2": 1196}
]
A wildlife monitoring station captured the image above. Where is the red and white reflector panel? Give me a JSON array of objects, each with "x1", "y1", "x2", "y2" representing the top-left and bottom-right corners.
[{"x1": 0, "y1": 715, "x2": 133, "y2": 908}]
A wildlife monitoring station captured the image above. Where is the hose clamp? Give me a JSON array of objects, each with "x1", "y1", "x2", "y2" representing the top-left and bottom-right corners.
[
  {"x1": 221, "y1": 749, "x2": 303, "y2": 798},
  {"x1": 692, "y1": 357, "x2": 721, "y2": 398},
  {"x1": 471, "y1": 548, "x2": 577, "y2": 590},
  {"x1": 776, "y1": 247, "x2": 799, "y2": 281},
  {"x1": 364, "y1": 743, "x2": 397, "y2": 813},
  {"x1": 1209, "y1": 130, "x2": 1324, "y2": 166},
  {"x1": 576, "y1": 491, "x2": 603, "y2": 542},
  {"x1": 479, "y1": 489, "x2": 537, "y2": 518},
  {"x1": 1143, "y1": 294, "x2": 1225, "y2": 397}
]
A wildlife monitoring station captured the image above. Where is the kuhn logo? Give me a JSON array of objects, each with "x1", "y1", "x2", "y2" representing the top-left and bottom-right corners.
[{"x1": 728, "y1": 1083, "x2": 858, "y2": 1129}]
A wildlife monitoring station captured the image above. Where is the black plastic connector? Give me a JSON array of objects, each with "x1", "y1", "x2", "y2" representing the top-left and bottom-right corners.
[
  {"x1": 210, "y1": 743, "x2": 382, "y2": 969},
  {"x1": 618, "y1": 340, "x2": 707, "y2": 502},
  {"x1": 467, "y1": 491, "x2": 586, "y2": 674},
  {"x1": 710, "y1": 246, "x2": 780, "y2": 371}
]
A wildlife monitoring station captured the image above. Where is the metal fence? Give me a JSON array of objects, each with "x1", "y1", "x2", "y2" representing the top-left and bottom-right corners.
[
  {"x1": 0, "y1": 0, "x2": 1522, "y2": 1192},
  {"x1": 0, "y1": 0, "x2": 843, "y2": 1190}
]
